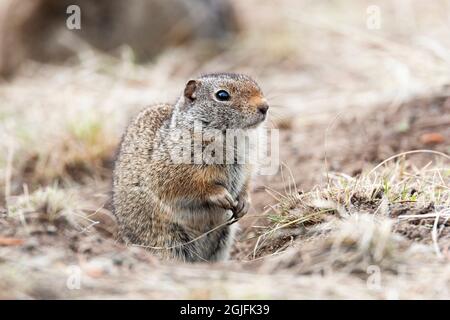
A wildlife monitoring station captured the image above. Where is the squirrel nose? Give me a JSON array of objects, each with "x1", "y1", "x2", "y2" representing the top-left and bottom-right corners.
[{"x1": 257, "y1": 103, "x2": 269, "y2": 115}]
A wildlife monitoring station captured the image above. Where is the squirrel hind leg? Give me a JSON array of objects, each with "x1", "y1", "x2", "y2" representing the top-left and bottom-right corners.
[
  {"x1": 170, "y1": 223, "x2": 238, "y2": 263},
  {"x1": 205, "y1": 224, "x2": 238, "y2": 262}
]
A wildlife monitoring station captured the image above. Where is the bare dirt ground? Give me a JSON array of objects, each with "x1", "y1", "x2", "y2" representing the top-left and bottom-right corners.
[
  {"x1": 1, "y1": 0, "x2": 450, "y2": 299},
  {"x1": 1, "y1": 91, "x2": 449, "y2": 299}
]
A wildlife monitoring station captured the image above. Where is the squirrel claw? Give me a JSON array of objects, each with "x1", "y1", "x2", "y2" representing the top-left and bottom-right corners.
[
  {"x1": 232, "y1": 196, "x2": 250, "y2": 219},
  {"x1": 209, "y1": 189, "x2": 237, "y2": 210}
]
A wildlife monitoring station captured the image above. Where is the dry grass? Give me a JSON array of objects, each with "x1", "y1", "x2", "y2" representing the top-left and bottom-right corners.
[
  {"x1": 6, "y1": 186, "x2": 103, "y2": 234},
  {"x1": 252, "y1": 156, "x2": 450, "y2": 257},
  {"x1": 239, "y1": 157, "x2": 450, "y2": 298}
]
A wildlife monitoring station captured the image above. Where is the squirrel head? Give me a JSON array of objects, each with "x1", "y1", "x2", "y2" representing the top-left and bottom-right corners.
[{"x1": 175, "y1": 73, "x2": 268, "y2": 130}]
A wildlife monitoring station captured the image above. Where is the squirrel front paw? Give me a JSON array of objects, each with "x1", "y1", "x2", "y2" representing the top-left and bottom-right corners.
[
  {"x1": 208, "y1": 188, "x2": 237, "y2": 210},
  {"x1": 232, "y1": 195, "x2": 250, "y2": 219}
]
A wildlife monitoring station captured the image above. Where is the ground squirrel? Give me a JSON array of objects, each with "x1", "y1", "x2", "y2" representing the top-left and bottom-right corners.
[{"x1": 113, "y1": 73, "x2": 269, "y2": 262}]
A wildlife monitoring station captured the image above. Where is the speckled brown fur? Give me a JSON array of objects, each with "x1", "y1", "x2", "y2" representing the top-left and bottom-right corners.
[{"x1": 113, "y1": 73, "x2": 268, "y2": 262}]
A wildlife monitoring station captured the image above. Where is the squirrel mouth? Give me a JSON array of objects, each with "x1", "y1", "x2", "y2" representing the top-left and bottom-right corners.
[
  {"x1": 244, "y1": 116, "x2": 266, "y2": 129},
  {"x1": 244, "y1": 123, "x2": 260, "y2": 129}
]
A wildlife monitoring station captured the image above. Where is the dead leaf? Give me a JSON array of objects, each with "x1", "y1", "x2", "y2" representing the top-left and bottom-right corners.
[
  {"x1": 85, "y1": 267, "x2": 104, "y2": 278},
  {"x1": 420, "y1": 132, "x2": 445, "y2": 145},
  {"x1": 0, "y1": 237, "x2": 25, "y2": 246}
]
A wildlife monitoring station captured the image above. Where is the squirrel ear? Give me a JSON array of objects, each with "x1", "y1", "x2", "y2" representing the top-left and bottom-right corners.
[{"x1": 184, "y1": 80, "x2": 198, "y2": 102}]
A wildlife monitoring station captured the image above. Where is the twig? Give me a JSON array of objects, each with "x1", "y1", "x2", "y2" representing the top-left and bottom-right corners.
[
  {"x1": 368, "y1": 150, "x2": 450, "y2": 176},
  {"x1": 132, "y1": 217, "x2": 238, "y2": 250},
  {"x1": 432, "y1": 209, "x2": 449, "y2": 259}
]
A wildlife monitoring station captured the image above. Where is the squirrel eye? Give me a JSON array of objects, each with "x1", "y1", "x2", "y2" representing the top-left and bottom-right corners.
[{"x1": 215, "y1": 90, "x2": 231, "y2": 101}]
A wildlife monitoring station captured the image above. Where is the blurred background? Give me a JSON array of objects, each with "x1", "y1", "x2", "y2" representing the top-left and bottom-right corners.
[
  {"x1": 1, "y1": 0, "x2": 450, "y2": 299},
  {"x1": 1, "y1": 0, "x2": 449, "y2": 192}
]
